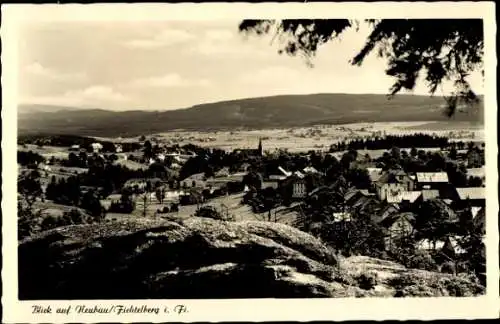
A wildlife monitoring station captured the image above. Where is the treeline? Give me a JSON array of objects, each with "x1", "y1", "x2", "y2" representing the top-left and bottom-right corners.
[
  {"x1": 18, "y1": 151, "x2": 45, "y2": 167},
  {"x1": 18, "y1": 134, "x2": 142, "y2": 152},
  {"x1": 329, "y1": 134, "x2": 450, "y2": 152}
]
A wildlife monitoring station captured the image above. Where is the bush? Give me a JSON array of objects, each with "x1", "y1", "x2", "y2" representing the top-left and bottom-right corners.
[
  {"x1": 40, "y1": 215, "x2": 58, "y2": 231},
  {"x1": 109, "y1": 200, "x2": 135, "y2": 214},
  {"x1": 195, "y1": 206, "x2": 224, "y2": 220},
  {"x1": 356, "y1": 271, "x2": 379, "y2": 290},
  {"x1": 389, "y1": 272, "x2": 485, "y2": 297},
  {"x1": 438, "y1": 276, "x2": 485, "y2": 297},
  {"x1": 440, "y1": 261, "x2": 456, "y2": 274},
  {"x1": 406, "y1": 251, "x2": 438, "y2": 271}
]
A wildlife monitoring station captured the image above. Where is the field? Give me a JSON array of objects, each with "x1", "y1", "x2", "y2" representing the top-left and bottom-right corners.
[
  {"x1": 104, "y1": 192, "x2": 300, "y2": 226},
  {"x1": 147, "y1": 121, "x2": 484, "y2": 153}
]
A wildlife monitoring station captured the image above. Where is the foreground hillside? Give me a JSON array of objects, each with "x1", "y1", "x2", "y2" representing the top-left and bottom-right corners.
[
  {"x1": 19, "y1": 217, "x2": 484, "y2": 299},
  {"x1": 18, "y1": 93, "x2": 483, "y2": 137}
]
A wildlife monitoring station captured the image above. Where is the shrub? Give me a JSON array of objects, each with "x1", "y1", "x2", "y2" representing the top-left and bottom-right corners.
[
  {"x1": 40, "y1": 215, "x2": 58, "y2": 231},
  {"x1": 356, "y1": 271, "x2": 379, "y2": 290},
  {"x1": 407, "y1": 251, "x2": 438, "y2": 271},
  {"x1": 195, "y1": 206, "x2": 224, "y2": 220},
  {"x1": 440, "y1": 261, "x2": 456, "y2": 274},
  {"x1": 438, "y1": 276, "x2": 485, "y2": 297}
]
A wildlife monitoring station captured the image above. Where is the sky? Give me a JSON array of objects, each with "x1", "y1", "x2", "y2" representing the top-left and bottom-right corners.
[{"x1": 18, "y1": 20, "x2": 484, "y2": 111}]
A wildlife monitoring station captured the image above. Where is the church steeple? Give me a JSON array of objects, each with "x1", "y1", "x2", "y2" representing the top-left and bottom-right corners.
[{"x1": 258, "y1": 137, "x2": 263, "y2": 156}]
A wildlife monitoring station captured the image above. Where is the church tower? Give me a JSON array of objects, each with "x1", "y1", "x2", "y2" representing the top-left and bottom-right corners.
[{"x1": 258, "y1": 138, "x2": 263, "y2": 156}]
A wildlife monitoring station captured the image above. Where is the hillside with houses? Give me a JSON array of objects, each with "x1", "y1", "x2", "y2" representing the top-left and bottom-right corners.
[{"x1": 17, "y1": 130, "x2": 486, "y2": 298}]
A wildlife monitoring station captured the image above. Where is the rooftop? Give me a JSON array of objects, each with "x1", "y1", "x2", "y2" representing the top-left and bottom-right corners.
[
  {"x1": 416, "y1": 172, "x2": 449, "y2": 183},
  {"x1": 456, "y1": 187, "x2": 485, "y2": 200}
]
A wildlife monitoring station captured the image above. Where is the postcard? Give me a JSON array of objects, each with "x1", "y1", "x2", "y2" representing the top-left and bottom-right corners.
[{"x1": 1, "y1": 2, "x2": 498, "y2": 323}]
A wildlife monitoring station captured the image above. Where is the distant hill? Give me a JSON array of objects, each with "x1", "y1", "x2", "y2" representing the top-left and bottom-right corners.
[{"x1": 18, "y1": 93, "x2": 484, "y2": 137}]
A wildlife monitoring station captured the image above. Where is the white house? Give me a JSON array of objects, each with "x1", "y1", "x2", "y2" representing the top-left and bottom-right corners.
[
  {"x1": 115, "y1": 144, "x2": 123, "y2": 153},
  {"x1": 91, "y1": 142, "x2": 103, "y2": 153}
]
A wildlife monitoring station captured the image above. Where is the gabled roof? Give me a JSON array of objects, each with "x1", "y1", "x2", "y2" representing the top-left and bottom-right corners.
[
  {"x1": 467, "y1": 167, "x2": 485, "y2": 178},
  {"x1": 456, "y1": 187, "x2": 485, "y2": 200},
  {"x1": 416, "y1": 172, "x2": 449, "y2": 183}
]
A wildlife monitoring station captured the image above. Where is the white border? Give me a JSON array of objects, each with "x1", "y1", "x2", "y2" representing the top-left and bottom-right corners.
[{"x1": 2, "y1": 2, "x2": 499, "y2": 322}]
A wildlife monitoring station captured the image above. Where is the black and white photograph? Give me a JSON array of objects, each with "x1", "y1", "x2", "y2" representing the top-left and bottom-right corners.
[{"x1": 2, "y1": 2, "x2": 498, "y2": 322}]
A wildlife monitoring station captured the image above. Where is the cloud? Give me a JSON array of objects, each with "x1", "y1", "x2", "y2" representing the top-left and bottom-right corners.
[
  {"x1": 24, "y1": 62, "x2": 87, "y2": 81},
  {"x1": 238, "y1": 66, "x2": 301, "y2": 84},
  {"x1": 22, "y1": 85, "x2": 129, "y2": 108},
  {"x1": 122, "y1": 28, "x2": 195, "y2": 49},
  {"x1": 204, "y1": 29, "x2": 235, "y2": 41},
  {"x1": 127, "y1": 73, "x2": 212, "y2": 88}
]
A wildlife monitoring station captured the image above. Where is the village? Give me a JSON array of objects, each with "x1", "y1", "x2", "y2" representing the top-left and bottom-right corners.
[{"x1": 17, "y1": 130, "x2": 486, "y2": 284}]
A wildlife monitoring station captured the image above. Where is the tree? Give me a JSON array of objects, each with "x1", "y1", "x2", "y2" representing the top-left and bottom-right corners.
[
  {"x1": 449, "y1": 147, "x2": 458, "y2": 160},
  {"x1": 415, "y1": 199, "x2": 456, "y2": 247},
  {"x1": 410, "y1": 147, "x2": 418, "y2": 158},
  {"x1": 345, "y1": 167, "x2": 371, "y2": 189},
  {"x1": 239, "y1": 19, "x2": 483, "y2": 116},
  {"x1": 18, "y1": 170, "x2": 43, "y2": 212},
  {"x1": 143, "y1": 140, "x2": 153, "y2": 159},
  {"x1": 155, "y1": 187, "x2": 166, "y2": 204},
  {"x1": 80, "y1": 190, "x2": 105, "y2": 221}
]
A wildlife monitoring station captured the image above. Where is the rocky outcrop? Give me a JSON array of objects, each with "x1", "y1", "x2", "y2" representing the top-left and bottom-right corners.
[{"x1": 18, "y1": 218, "x2": 484, "y2": 299}]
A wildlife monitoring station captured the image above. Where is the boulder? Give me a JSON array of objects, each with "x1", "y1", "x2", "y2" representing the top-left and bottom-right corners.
[{"x1": 18, "y1": 218, "x2": 485, "y2": 299}]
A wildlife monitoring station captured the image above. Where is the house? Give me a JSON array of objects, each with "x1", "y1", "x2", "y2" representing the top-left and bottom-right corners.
[
  {"x1": 466, "y1": 167, "x2": 486, "y2": 182},
  {"x1": 91, "y1": 142, "x2": 103, "y2": 153},
  {"x1": 280, "y1": 174, "x2": 307, "y2": 199},
  {"x1": 331, "y1": 211, "x2": 352, "y2": 222},
  {"x1": 415, "y1": 172, "x2": 449, "y2": 190},
  {"x1": 329, "y1": 211, "x2": 353, "y2": 231},
  {"x1": 373, "y1": 203, "x2": 400, "y2": 224},
  {"x1": 367, "y1": 167, "x2": 384, "y2": 183},
  {"x1": 416, "y1": 236, "x2": 466, "y2": 257},
  {"x1": 375, "y1": 170, "x2": 414, "y2": 201},
  {"x1": 115, "y1": 144, "x2": 123, "y2": 153},
  {"x1": 454, "y1": 187, "x2": 486, "y2": 208},
  {"x1": 181, "y1": 173, "x2": 206, "y2": 189},
  {"x1": 292, "y1": 177, "x2": 307, "y2": 199},
  {"x1": 351, "y1": 194, "x2": 380, "y2": 212},
  {"x1": 123, "y1": 178, "x2": 162, "y2": 192},
  {"x1": 381, "y1": 212, "x2": 416, "y2": 251},
  {"x1": 37, "y1": 163, "x2": 52, "y2": 172}
]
